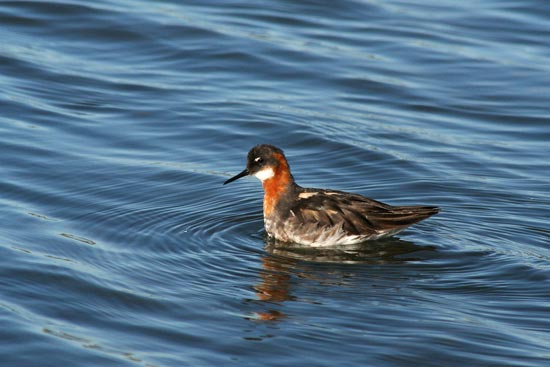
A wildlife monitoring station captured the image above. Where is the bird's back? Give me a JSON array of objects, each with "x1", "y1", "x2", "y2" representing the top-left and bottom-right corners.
[{"x1": 265, "y1": 187, "x2": 439, "y2": 246}]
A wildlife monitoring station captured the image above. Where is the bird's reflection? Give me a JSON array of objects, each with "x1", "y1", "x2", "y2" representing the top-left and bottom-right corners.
[
  {"x1": 265, "y1": 237, "x2": 436, "y2": 264},
  {"x1": 250, "y1": 237, "x2": 436, "y2": 321}
]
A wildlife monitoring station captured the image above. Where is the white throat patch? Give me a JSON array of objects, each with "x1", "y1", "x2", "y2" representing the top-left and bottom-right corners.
[{"x1": 254, "y1": 167, "x2": 275, "y2": 182}]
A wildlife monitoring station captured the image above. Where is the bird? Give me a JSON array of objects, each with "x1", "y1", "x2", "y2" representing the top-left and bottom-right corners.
[{"x1": 224, "y1": 144, "x2": 439, "y2": 246}]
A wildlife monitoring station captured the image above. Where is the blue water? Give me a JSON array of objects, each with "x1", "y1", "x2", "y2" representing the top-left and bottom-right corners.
[{"x1": 1, "y1": 1, "x2": 549, "y2": 366}]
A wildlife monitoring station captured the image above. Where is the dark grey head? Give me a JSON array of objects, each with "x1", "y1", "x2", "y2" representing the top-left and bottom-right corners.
[{"x1": 223, "y1": 144, "x2": 287, "y2": 185}]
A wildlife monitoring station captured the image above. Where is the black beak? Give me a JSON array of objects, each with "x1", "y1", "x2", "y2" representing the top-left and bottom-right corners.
[{"x1": 223, "y1": 169, "x2": 249, "y2": 185}]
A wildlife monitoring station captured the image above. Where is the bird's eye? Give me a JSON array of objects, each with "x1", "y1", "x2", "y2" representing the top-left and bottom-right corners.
[{"x1": 254, "y1": 157, "x2": 263, "y2": 163}]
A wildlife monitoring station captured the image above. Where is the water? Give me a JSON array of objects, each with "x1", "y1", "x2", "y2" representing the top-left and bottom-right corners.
[{"x1": 1, "y1": 0, "x2": 549, "y2": 366}]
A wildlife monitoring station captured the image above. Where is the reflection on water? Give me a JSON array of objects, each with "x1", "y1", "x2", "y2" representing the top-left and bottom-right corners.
[
  {"x1": 250, "y1": 238, "x2": 437, "y2": 321},
  {"x1": 265, "y1": 237, "x2": 437, "y2": 264},
  {"x1": 251, "y1": 255, "x2": 293, "y2": 321}
]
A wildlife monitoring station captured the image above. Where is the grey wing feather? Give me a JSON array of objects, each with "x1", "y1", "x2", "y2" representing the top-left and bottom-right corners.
[{"x1": 293, "y1": 189, "x2": 439, "y2": 236}]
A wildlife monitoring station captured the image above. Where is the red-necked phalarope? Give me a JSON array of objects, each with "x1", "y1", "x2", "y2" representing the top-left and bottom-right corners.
[{"x1": 224, "y1": 144, "x2": 439, "y2": 246}]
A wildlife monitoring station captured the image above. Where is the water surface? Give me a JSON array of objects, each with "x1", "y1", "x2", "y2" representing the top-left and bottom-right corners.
[{"x1": 1, "y1": 1, "x2": 549, "y2": 366}]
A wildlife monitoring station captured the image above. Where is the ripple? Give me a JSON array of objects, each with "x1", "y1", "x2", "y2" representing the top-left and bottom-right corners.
[{"x1": 60, "y1": 233, "x2": 96, "y2": 246}]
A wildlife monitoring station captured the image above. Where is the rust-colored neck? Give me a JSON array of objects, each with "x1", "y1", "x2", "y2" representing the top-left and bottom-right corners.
[{"x1": 262, "y1": 153, "x2": 293, "y2": 217}]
